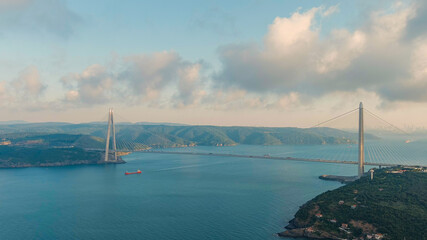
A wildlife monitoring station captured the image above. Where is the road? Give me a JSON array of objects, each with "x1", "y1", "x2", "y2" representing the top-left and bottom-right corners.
[{"x1": 139, "y1": 150, "x2": 426, "y2": 168}]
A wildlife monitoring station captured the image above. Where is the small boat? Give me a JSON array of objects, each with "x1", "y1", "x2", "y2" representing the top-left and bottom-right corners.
[{"x1": 125, "y1": 170, "x2": 142, "y2": 175}]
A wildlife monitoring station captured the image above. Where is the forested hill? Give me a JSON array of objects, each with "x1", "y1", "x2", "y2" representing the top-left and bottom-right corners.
[
  {"x1": 279, "y1": 167, "x2": 427, "y2": 240},
  {"x1": 0, "y1": 123, "x2": 368, "y2": 148},
  {"x1": 0, "y1": 146, "x2": 124, "y2": 168}
]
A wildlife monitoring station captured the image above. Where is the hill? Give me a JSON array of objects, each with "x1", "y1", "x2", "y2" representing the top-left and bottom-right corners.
[
  {"x1": 1, "y1": 133, "x2": 105, "y2": 148},
  {"x1": 0, "y1": 123, "x2": 368, "y2": 149},
  {"x1": 0, "y1": 145, "x2": 124, "y2": 168},
  {"x1": 279, "y1": 167, "x2": 427, "y2": 240}
]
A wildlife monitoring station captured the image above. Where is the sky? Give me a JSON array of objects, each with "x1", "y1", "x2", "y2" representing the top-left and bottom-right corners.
[{"x1": 1, "y1": 0, "x2": 427, "y2": 129}]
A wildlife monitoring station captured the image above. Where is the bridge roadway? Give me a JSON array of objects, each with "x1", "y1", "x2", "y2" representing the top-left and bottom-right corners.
[{"x1": 140, "y1": 150, "x2": 427, "y2": 168}]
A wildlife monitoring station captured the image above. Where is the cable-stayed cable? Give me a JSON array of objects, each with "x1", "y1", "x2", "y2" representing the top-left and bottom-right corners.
[
  {"x1": 364, "y1": 108, "x2": 408, "y2": 135},
  {"x1": 309, "y1": 108, "x2": 358, "y2": 128}
]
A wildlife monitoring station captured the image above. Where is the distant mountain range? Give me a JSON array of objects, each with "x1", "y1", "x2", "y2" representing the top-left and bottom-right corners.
[
  {"x1": 0, "y1": 123, "x2": 374, "y2": 149},
  {"x1": 0, "y1": 123, "x2": 377, "y2": 168}
]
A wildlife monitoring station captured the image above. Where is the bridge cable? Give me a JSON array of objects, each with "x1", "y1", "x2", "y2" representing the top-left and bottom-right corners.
[
  {"x1": 309, "y1": 108, "x2": 358, "y2": 128},
  {"x1": 364, "y1": 108, "x2": 409, "y2": 135}
]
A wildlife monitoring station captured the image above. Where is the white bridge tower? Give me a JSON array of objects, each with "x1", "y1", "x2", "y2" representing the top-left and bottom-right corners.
[
  {"x1": 104, "y1": 108, "x2": 117, "y2": 162},
  {"x1": 358, "y1": 102, "x2": 365, "y2": 178}
]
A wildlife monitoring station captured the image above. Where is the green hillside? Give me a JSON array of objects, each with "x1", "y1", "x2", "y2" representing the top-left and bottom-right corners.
[
  {"x1": 2, "y1": 133, "x2": 105, "y2": 149},
  {"x1": 0, "y1": 123, "x2": 364, "y2": 149},
  {"x1": 0, "y1": 145, "x2": 124, "y2": 168},
  {"x1": 280, "y1": 167, "x2": 427, "y2": 240}
]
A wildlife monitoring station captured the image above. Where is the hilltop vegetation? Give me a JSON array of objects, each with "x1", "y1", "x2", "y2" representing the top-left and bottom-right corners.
[
  {"x1": 0, "y1": 145, "x2": 124, "y2": 168},
  {"x1": 0, "y1": 123, "x2": 365, "y2": 149},
  {"x1": 279, "y1": 168, "x2": 427, "y2": 240},
  {"x1": 2, "y1": 133, "x2": 105, "y2": 148}
]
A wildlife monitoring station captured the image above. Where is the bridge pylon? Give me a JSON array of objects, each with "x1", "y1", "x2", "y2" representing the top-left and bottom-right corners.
[
  {"x1": 358, "y1": 102, "x2": 365, "y2": 177},
  {"x1": 104, "y1": 108, "x2": 117, "y2": 162}
]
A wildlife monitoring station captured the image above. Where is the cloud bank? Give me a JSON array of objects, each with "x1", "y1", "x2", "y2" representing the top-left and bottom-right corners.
[
  {"x1": 2, "y1": 1, "x2": 427, "y2": 114},
  {"x1": 59, "y1": 52, "x2": 206, "y2": 108},
  {"x1": 215, "y1": 3, "x2": 427, "y2": 104}
]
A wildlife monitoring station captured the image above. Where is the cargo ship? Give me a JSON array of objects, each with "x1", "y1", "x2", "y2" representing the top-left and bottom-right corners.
[{"x1": 125, "y1": 170, "x2": 142, "y2": 175}]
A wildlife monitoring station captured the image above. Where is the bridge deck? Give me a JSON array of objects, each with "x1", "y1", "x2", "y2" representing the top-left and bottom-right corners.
[{"x1": 140, "y1": 150, "x2": 427, "y2": 168}]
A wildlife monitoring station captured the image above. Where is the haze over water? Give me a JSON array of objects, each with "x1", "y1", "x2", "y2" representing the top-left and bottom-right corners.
[{"x1": 1, "y1": 141, "x2": 425, "y2": 240}]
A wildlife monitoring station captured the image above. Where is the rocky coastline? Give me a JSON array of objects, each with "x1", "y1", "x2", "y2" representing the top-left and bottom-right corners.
[{"x1": 278, "y1": 218, "x2": 342, "y2": 239}]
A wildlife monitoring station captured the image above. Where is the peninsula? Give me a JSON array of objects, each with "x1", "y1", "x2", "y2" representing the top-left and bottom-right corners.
[
  {"x1": 279, "y1": 167, "x2": 427, "y2": 240},
  {"x1": 0, "y1": 145, "x2": 124, "y2": 168}
]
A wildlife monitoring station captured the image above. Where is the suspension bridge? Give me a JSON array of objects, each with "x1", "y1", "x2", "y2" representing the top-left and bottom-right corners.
[{"x1": 103, "y1": 102, "x2": 427, "y2": 177}]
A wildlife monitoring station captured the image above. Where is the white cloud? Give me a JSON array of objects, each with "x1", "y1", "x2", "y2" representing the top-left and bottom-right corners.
[
  {"x1": 4, "y1": 1, "x2": 427, "y2": 123},
  {"x1": 276, "y1": 92, "x2": 301, "y2": 109},
  {"x1": 60, "y1": 52, "x2": 206, "y2": 108},
  {"x1": 121, "y1": 51, "x2": 181, "y2": 101},
  {"x1": 175, "y1": 63, "x2": 206, "y2": 107},
  {"x1": 0, "y1": 81, "x2": 5, "y2": 94},
  {"x1": 264, "y1": 7, "x2": 319, "y2": 52},
  {"x1": 51, "y1": 2, "x2": 427, "y2": 112},
  {"x1": 215, "y1": 2, "x2": 427, "y2": 104},
  {"x1": 316, "y1": 30, "x2": 366, "y2": 73},
  {"x1": 12, "y1": 66, "x2": 45, "y2": 96},
  {"x1": 0, "y1": 66, "x2": 48, "y2": 109},
  {"x1": 61, "y1": 64, "x2": 114, "y2": 104},
  {"x1": 65, "y1": 90, "x2": 79, "y2": 101},
  {"x1": 322, "y1": 5, "x2": 339, "y2": 17}
]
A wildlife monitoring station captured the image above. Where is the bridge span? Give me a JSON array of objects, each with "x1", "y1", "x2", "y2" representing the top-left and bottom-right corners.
[
  {"x1": 103, "y1": 103, "x2": 426, "y2": 175},
  {"x1": 140, "y1": 150, "x2": 427, "y2": 168}
]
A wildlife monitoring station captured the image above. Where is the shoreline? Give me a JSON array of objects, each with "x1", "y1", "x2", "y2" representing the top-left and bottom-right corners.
[
  {"x1": 277, "y1": 167, "x2": 427, "y2": 239},
  {"x1": 0, "y1": 158, "x2": 126, "y2": 169},
  {"x1": 0, "y1": 148, "x2": 125, "y2": 168}
]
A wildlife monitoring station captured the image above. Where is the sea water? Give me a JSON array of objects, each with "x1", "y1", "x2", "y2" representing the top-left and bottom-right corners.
[{"x1": 0, "y1": 142, "x2": 425, "y2": 240}]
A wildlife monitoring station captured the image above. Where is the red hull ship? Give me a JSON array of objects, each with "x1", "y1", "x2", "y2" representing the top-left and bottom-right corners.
[{"x1": 125, "y1": 170, "x2": 142, "y2": 175}]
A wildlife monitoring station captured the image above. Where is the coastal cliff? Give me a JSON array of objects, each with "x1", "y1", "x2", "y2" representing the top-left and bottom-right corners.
[{"x1": 279, "y1": 167, "x2": 427, "y2": 240}]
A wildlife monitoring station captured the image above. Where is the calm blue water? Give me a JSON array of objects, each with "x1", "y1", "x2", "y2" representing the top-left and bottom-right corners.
[{"x1": 0, "y1": 143, "x2": 425, "y2": 240}]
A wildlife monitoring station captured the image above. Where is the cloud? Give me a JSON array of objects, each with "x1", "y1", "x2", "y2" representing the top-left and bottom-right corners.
[
  {"x1": 4, "y1": 1, "x2": 427, "y2": 116},
  {"x1": 214, "y1": 2, "x2": 427, "y2": 104},
  {"x1": 65, "y1": 90, "x2": 79, "y2": 101},
  {"x1": 0, "y1": 81, "x2": 6, "y2": 102},
  {"x1": 0, "y1": 66, "x2": 47, "y2": 109},
  {"x1": 0, "y1": 0, "x2": 81, "y2": 39},
  {"x1": 214, "y1": 7, "x2": 322, "y2": 93},
  {"x1": 119, "y1": 51, "x2": 208, "y2": 107},
  {"x1": 199, "y1": 88, "x2": 303, "y2": 111},
  {"x1": 120, "y1": 52, "x2": 182, "y2": 101},
  {"x1": 12, "y1": 66, "x2": 46, "y2": 96},
  {"x1": 322, "y1": 5, "x2": 339, "y2": 17},
  {"x1": 61, "y1": 52, "x2": 206, "y2": 108},
  {"x1": 55, "y1": 1, "x2": 427, "y2": 112},
  {"x1": 61, "y1": 64, "x2": 114, "y2": 104},
  {"x1": 174, "y1": 63, "x2": 206, "y2": 107}
]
